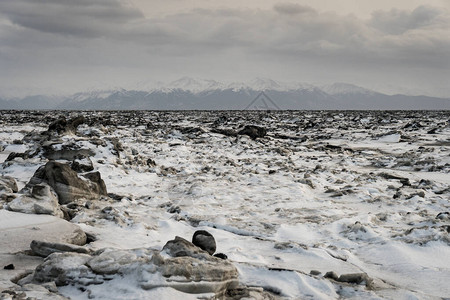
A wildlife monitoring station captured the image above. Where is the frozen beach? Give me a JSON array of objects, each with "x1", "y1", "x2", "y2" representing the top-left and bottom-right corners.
[{"x1": 0, "y1": 110, "x2": 449, "y2": 299}]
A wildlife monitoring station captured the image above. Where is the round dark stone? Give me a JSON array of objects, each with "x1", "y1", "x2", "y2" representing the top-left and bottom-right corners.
[
  {"x1": 192, "y1": 230, "x2": 216, "y2": 255},
  {"x1": 213, "y1": 253, "x2": 228, "y2": 260}
]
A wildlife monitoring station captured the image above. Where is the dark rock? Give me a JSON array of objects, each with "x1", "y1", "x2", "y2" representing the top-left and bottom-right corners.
[
  {"x1": 192, "y1": 230, "x2": 217, "y2": 255},
  {"x1": 48, "y1": 115, "x2": 85, "y2": 134},
  {"x1": 427, "y1": 128, "x2": 438, "y2": 134},
  {"x1": 85, "y1": 233, "x2": 97, "y2": 244},
  {"x1": 225, "y1": 287, "x2": 279, "y2": 299},
  {"x1": 3, "y1": 264, "x2": 14, "y2": 270},
  {"x1": 178, "y1": 126, "x2": 207, "y2": 135},
  {"x1": 5, "y1": 149, "x2": 40, "y2": 162},
  {"x1": 337, "y1": 273, "x2": 371, "y2": 285},
  {"x1": 211, "y1": 128, "x2": 237, "y2": 137},
  {"x1": 26, "y1": 161, "x2": 107, "y2": 204},
  {"x1": 310, "y1": 270, "x2": 321, "y2": 276},
  {"x1": 60, "y1": 206, "x2": 71, "y2": 221},
  {"x1": 379, "y1": 172, "x2": 411, "y2": 186},
  {"x1": 6, "y1": 152, "x2": 25, "y2": 162},
  {"x1": 324, "y1": 271, "x2": 339, "y2": 280},
  {"x1": 147, "y1": 159, "x2": 156, "y2": 167},
  {"x1": 82, "y1": 172, "x2": 107, "y2": 196},
  {"x1": 61, "y1": 205, "x2": 79, "y2": 221},
  {"x1": 212, "y1": 115, "x2": 228, "y2": 127},
  {"x1": 274, "y1": 242, "x2": 294, "y2": 250},
  {"x1": 168, "y1": 206, "x2": 181, "y2": 214},
  {"x1": 48, "y1": 117, "x2": 68, "y2": 133},
  {"x1": 69, "y1": 116, "x2": 86, "y2": 129},
  {"x1": 436, "y1": 212, "x2": 450, "y2": 220},
  {"x1": 393, "y1": 190, "x2": 402, "y2": 199},
  {"x1": 238, "y1": 125, "x2": 267, "y2": 139},
  {"x1": 213, "y1": 253, "x2": 228, "y2": 260},
  {"x1": 71, "y1": 155, "x2": 94, "y2": 173},
  {"x1": 107, "y1": 193, "x2": 125, "y2": 201},
  {"x1": 160, "y1": 166, "x2": 178, "y2": 176}
]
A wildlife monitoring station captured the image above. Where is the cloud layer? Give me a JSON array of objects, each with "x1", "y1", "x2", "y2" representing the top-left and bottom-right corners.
[{"x1": 0, "y1": 0, "x2": 448, "y2": 97}]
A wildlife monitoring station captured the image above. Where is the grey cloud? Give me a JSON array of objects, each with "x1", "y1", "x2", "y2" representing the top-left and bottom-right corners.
[
  {"x1": 273, "y1": 3, "x2": 317, "y2": 16},
  {"x1": 370, "y1": 5, "x2": 444, "y2": 35},
  {"x1": 0, "y1": 0, "x2": 143, "y2": 38},
  {"x1": 0, "y1": 1, "x2": 448, "y2": 97}
]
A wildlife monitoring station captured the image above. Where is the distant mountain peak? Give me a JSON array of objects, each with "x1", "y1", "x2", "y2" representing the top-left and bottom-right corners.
[
  {"x1": 156, "y1": 77, "x2": 320, "y2": 93},
  {"x1": 248, "y1": 77, "x2": 282, "y2": 91},
  {"x1": 322, "y1": 82, "x2": 376, "y2": 95},
  {"x1": 165, "y1": 77, "x2": 224, "y2": 93}
]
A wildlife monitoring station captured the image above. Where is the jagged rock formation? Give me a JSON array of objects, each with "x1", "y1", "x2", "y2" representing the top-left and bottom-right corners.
[{"x1": 25, "y1": 161, "x2": 107, "y2": 205}]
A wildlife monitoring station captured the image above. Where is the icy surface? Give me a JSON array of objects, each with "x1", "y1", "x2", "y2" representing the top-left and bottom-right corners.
[{"x1": 0, "y1": 110, "x2": 449, "y2": 299}]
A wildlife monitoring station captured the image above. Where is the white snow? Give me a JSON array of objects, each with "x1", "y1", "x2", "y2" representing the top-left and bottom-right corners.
[{"x1": 1, "y1": 111, "x2": 449, "y2": 299}]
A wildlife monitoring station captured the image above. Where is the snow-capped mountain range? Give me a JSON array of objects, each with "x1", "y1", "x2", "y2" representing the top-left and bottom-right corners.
[
  {"x1": 0, "y1": 77, "x2": 449, "y2": 110},
  {"x1": 148, "y1": 77, "x2": 334, "y2": 94}
]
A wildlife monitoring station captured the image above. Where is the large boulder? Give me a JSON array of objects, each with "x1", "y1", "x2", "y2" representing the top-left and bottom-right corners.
[
  {"x1": 33, "y1": 252, "x2": 93, "y2": 286},
  {"x1": 162, "y1": 236, "x2": 211, "y2": 259},
  {"x1": 26, "y1": 161, "x2": 107, "y2": 204},
  {"x1": 238, "y1": 125, "x2": 267, "y2": 139},
  {"x1": 144, "y1": 237, "x2": 238, "y2": 294},
  {"x1": 47, "y1": 116, "x2": 85, "y2": 135},
  {"x1": 142, "y1": 253, "x2": 239, "y2": 294},
  {"x1": 192, "y1": 230, "x2": 216, "y2": 255},
  {"x1": 8, "y1": 184, "x2": 63, "y2": 218},
  {"x1": 87, "y1": 249, "x2": 145, "y2": 275},
  {"x1": 30, "y1": 236, "x2": 239, "y2": 296}
]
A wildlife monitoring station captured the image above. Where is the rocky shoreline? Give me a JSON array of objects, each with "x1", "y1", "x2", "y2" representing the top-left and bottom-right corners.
[{"x1": 0, "y1": 110, "x2": 449, "y2": 299}]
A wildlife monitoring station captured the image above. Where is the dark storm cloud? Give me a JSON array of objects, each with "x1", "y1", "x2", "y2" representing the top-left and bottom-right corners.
[{"x1": 0, "y1": 0, "x2": 144, "y2": 38}]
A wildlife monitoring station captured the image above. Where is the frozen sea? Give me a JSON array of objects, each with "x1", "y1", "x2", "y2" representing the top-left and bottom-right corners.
[{"x1": 0, "y1": 110, "x2": 449, "y2": 299}]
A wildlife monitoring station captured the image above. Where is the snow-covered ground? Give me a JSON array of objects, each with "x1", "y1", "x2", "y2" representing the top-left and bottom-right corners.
[{"x1": 0, "y1": 110, "x2": 449, "y2": 299}]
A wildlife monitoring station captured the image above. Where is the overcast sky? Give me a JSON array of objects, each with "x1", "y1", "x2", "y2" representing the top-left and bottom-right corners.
[{"x1": 0, "y1": 0, "x2": 449, "y2": 97}]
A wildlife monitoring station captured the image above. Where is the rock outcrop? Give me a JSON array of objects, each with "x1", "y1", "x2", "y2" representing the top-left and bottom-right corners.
[
  {"x1": 8, "y1": 184, "x2": 63, "y2": 217},
  {"x1": 47, "y1": 116, "x2": 86, "y2": 135},
  {"x1": 26, "y1": 161, "x2": 107, "y2": 204},
  {"x1": 28, "y1": 236, "x2": 239, "y2": 297}
]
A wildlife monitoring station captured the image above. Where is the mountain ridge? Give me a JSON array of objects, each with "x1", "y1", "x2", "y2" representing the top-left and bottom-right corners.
[{"x1": 1, "y1": 78, "x2": 449, "y2": 110}]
